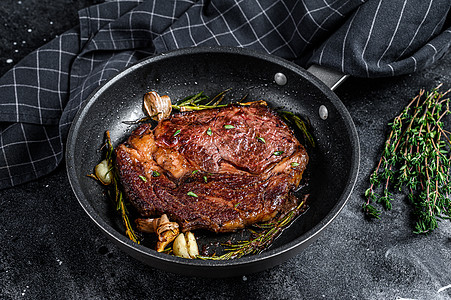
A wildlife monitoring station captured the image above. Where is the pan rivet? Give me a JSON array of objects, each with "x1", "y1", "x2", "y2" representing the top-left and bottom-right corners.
[
  {"x1": 319, "y1": 105, "x2": 328, "y2": 120},
  {"x1": 274, "y1": 73, "x2": 287, "y2": 86}
]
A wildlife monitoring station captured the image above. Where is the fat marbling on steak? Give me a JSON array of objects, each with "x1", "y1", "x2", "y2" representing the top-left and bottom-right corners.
[{"x1": 115, "y1": 102, "x2": 308, "y2": 233}]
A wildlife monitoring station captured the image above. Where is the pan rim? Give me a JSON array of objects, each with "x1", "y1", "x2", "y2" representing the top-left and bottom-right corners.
[{"x1": 66, "y1": 46, "x2": 360, "y2": 272}]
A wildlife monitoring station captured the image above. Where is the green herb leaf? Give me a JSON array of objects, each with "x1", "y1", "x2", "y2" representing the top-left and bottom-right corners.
[
  {"x1": 257, "y1": 136, "x2": 266, "y2": 143},
  {"x1": 273, "y1": 151, "x2": 284, "y2": 156},
  {"x1": 152, "y1": 171, "x2": 160, "y2": 177},
  {"x1": 187, "y1": 191, "x2": 198, "y2": 197},
  {"x1": 192, "y1": 170, "x2": 199, "y2": 174},
  {"x1": 224, "y1": 125, "x2": 235, "y2": 129},
  {"x1": 173, "y1": 129, "x2": 181, "y2": 137},
  {"x1": 203, "y1": 176, "x2": 208, "y2": 183},
  {"x1": 291, "y1": 162, "x2": 300, "y2": 167},
  {"x1": 139, "y1": 175, "x2": 147, "y2": 182},
  {"x1": 234, "y1": 202, "x2": 241, "y2": 208},
  {"x1": 206, "y1": 127, "x2": 213, "y2": 136}
]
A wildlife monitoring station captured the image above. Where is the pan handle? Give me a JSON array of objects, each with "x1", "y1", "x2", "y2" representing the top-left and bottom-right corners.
[{"x1": 306, "y1": 64, "x2": 349, "y2": 91}]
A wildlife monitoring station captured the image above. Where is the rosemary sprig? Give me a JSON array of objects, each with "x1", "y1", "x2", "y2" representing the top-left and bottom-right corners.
[
  {"x1": 198, "y1": 195, "x2": 308, "y2": 260},
  {"x1": 364, "y1": 85, "x2": 451, "y2": 234}
]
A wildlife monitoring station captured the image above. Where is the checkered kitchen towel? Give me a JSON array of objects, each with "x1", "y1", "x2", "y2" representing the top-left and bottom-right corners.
[{"x1": 0, "y1": 0, "x2": 450, "y2": 189}]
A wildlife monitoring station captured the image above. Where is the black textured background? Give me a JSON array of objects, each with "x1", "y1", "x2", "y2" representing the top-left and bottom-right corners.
[{"x1": 1, "y1": 1, "x2": 451, "y2": 299}]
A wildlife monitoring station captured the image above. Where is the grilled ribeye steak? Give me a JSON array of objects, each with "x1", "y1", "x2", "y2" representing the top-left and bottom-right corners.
[{"x1": 115, "y1": 102, "x2": 308, "y2": 233}]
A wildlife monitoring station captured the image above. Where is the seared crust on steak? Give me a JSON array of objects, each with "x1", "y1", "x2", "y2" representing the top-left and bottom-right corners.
[{"x1": 115, "y1": 103, "x2": 308, "y2": 233}]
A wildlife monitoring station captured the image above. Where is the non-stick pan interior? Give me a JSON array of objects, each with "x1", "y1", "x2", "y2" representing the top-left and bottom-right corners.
[{"x1": 66, "y1": 47, "x2": 359, "y2": 277}]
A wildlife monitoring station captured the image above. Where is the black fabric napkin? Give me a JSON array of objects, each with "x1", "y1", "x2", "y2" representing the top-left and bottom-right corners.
[{"x1": 0, "y1": 0, "x2": 450, "y2": 189}]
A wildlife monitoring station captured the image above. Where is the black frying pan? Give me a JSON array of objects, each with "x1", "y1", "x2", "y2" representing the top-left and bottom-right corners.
[{"x1": 66, "y1": 46, "x2": 359, "y2": 278}]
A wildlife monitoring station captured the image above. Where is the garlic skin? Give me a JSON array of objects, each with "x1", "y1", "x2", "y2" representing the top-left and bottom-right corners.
[
  {"x1": 95, "y1": 159, "x2": 112, "y2": 185},
  {"x1": 143, "y1": 91, "x2": 172, "y2": 121},
  {"x1": 135, "y1": 214, "x2": 179, "y2": 252},
  {"x1": 173, "y1": 232, "x2": 199, "y2": 259}
]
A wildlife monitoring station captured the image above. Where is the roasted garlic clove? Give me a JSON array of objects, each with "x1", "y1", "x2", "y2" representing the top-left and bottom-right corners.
[
  {"x1": 173, "y1": 231, "x2": 199, "y2": 259},
  {"x1": 173, "y1": 233, "x2": 190, "y2": 258},
  {"x1": 95, "y1": 159, "x2": 112, "y2": 185},
  {"x1": 143, "y1": 91, "x2": 172, "y2": 121},
  {"x1": 135, "y1": 214, "x2": 179, "y2": 252},
  {"x1": 185, "y1": 231, "x2": 199, "y2": 258}
]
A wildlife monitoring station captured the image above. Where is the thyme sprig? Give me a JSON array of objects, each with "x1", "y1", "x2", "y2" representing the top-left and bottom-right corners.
[
  {"x1": 106, "y1": 131, "x2": 141, "y2": 243},
  {"x1": 89, "y1": 131, "x2": 141, "y2": 244},
  {"x1": 198, "y1": 195, "x2": 308, "y2": 260},
  {"x1": 172, "y1": 90, "x2": 230, "y2": 111},
  {"x1": 364, "y1": 85, "x2": 451, "y2": 234},
  {"x1": 277, "y1": 110, "x2": 315, "y2": 147}
]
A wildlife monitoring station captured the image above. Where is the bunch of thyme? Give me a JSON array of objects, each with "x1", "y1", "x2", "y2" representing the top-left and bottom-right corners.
[
  {"x1": 198, "y1": 195, "x2": 308, "y2": 260},
  {"x1": 364, "y1": 85, "x2": 451, "y2": 233}
]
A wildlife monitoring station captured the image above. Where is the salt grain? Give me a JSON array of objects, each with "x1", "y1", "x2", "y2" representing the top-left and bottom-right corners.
[{"x1": 6, "y1": 59, "x2": 13, "y2": 64}]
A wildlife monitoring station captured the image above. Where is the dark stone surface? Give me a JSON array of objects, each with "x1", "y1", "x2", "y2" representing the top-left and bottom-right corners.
[{"x1": 1, "y1": 1, "x2": 451, "y2": 299}]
